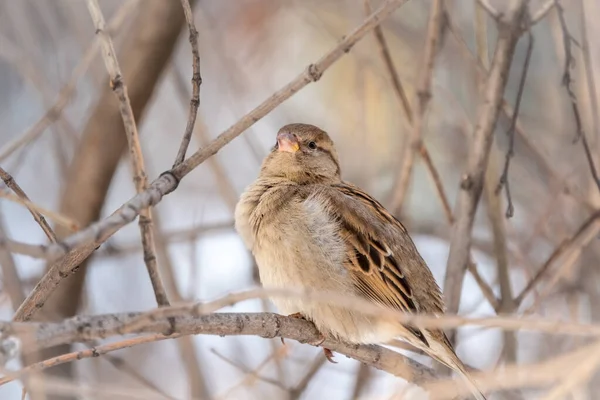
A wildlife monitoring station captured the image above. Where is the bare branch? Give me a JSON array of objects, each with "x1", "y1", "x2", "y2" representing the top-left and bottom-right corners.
[
  {"x1": 390, "y1": 0, "x2": 444, "y2": 214},
  {"x1": 173, "y1": 0, "x2": 201, "y2": 166},
  {"x1": 86, "y1": 0, "x2": 169, "y2": 307},
  {"x1": 515, "y1": 210, "x2": 600, "y2": 304},
  {"x1": 554, "y1": 0, "x2": 600, "y2": 194},
  {"x1": 496, "y1": 31, "x2": 534, "y2": 218}
]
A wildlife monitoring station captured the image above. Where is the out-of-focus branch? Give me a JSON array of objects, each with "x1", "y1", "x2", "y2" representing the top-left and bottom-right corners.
[
  {"x1": 554, "y1": 1, "x2": 600, "y2": 195},
  {"x1": 86, "y1": 0, "x2": 169, "y2": 307},
  {"x1": 475, "y1": 0, "x2": 517, "y2": 364},
  {"x1": 289, "y1": 354, "x2": 327, "y2": 400},
  {"x1": 152, "y1": 214, "x2": 211, "y2": 400},
  {"x1": 363, "y1": 0, "x2": 412, "y2": 122},
  {"x1": 0, "y1": 0, "x2": 138, "y2": 162},
  {"x1": 0, "y1": 212, "x2": 25, "y2": 310},
  {"x1": 10, "y1": 0, "x2": 410, "y2": 324},
  {"x1": 14, "y1": 1, "x2": 193, "y2": 394},
  {"x1": 443, "y1": 0, "x2": 528, "y2": 331},
  {"x1": 390, "y1": 0, "x2": 443, "y2": 214},
  {"x1": 173, "y1": 0, "x2": 201, "y2": 166},
  {"x1": 0, "y1": 334, "x2": 177, "y2": 388},
  {"x1": 0, "y1": 191, "x2": 78, "y2": 233},
  {"x1": 515, "y1": 210, "x2": 600, "y2": 305},
  {"x1": 0, "y1": 167, "x2": 57, "y2": 243}
]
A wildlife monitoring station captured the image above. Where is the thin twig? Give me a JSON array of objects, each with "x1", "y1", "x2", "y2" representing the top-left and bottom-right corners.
[
  {"x1": 210, "y1": 348, "x2": 287, "y2": 393},
  {"x1": 11, "y1": 0, "x2": 410, "y2": 323},
  {"x1": 173, "y1": 0, "x2": 201, "y2": 166},
  {"x1": 390, "y1": 0, "x2": 444, "y2": 214},
  {"x1": 495, "y1": 30, "x2": 534, "y2": 218},
  {"x1": 0, "y1": 190, "x2": 78, "y2": 233},
  {"x1": 0, "y1": 167, "x2": 57, "y2": 242},
  {"x1": 554, "y1": 1, "x2": 600, "y2": 194},
  {"x1": 101, "y1": 350, "x2": 179, "y2": 400},
  {"x1": 580, "y1": 0, "x2": 600, "y2": 188},
  {"x1": 443, "y1": 0, "x2": 529, "y2": 328},
  {"x1": 86, "y1": 0, "x2": 169, "y2": 307},
  {"x1": 529, "y1": 0, "x2": 555, "y2": 25}
]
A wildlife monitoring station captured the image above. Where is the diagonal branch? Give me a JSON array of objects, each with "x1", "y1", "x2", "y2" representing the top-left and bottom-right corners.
[
  {"x1": 443, "y1": 0, "x2": 529, "y2": 333},
  {"x1": 173, "y1": 0, "x2": 201, "y2": 166},
  {"x1": 86, "y1": 0, "x2": 169, "y2": 307},
  {"x1": 0, "y1": 0, "x2": 138, "y2": 162},
  {"x1": 10, "y1": 0, "x2": 410, "y2": 323}
]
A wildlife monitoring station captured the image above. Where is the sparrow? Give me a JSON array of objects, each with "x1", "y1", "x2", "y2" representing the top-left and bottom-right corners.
[{"x1": 235, "y1": 123, "x2": 486, "y2": 400}]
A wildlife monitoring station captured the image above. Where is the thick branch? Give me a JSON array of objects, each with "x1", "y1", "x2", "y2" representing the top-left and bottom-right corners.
[{"x1": 5, "y1": 313, "x2": 436, "y2": 386}]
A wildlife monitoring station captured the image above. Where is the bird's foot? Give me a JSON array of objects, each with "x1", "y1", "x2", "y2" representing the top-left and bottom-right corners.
[
  {"x1": 280, "y1": 313, "x2": 336, "y2": 362},
  {"x1": 281, "y1": 312, "x2": 308, "y2": 345}
]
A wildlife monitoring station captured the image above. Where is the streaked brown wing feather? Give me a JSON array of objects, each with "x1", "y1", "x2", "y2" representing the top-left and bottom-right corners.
[{"x1": 327, "y1": 182, "x2": 438, "y2": 345}]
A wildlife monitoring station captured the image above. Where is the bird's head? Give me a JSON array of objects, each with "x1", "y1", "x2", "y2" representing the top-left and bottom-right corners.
[{"x1": 260, "y1": 123, "x2": 342, "y2": 184}]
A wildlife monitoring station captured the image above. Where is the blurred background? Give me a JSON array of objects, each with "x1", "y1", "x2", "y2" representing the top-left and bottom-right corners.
[{"x1": 0, "y1": 0, "x2": 599, "y2": 398}]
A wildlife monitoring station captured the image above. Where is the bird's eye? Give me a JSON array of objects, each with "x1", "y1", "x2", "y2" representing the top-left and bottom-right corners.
[{"x1": 307, "y1": 141, "x2": 317, "y2": 150}]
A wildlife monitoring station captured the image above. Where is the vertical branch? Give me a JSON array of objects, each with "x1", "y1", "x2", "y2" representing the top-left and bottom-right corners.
[
  {"x1": 475, "y1": 0, "x2": 518, "y2": 364},
  {"x1": 390, "y1": 0, "x2": 444, "y2": 215},
  {"x1": 579, "y1": 0, "x2": 600, "y2": 197},
  {"x1": 173, "y1": 0, "x2": 201, "y2": 166},
  {"x1": 443, "y1": 0, "x2": 528, "y2": 326},
  {"x1": 363, "y1": 0, "x2": 413, "y2": 123},
  {"x1": 85, "y1": 0, "x2": 169, "y2": 306},
  {"x1": 0, "y1": 212, "x2": 26, "y2": 310}
]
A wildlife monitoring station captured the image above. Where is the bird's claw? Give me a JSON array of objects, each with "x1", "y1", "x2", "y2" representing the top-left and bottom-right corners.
[{"x1": 323, "y1": 348, "x2": 337, "y2": 363}]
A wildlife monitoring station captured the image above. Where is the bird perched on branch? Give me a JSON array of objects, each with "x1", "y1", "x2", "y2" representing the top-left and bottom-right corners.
[{"x1": 235, "y1": 123, "x2": 486, "y2": 400}]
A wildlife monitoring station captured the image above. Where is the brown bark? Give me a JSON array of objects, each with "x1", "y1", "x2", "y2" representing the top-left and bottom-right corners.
[{"x1": 27, "y1": 1, "x2": 193, "y2": 396}]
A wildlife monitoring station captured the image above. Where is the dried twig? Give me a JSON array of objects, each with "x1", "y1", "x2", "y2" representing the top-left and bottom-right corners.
[
  {"x1": 0, "y1": 167, "x2": 57, "y2": 242},
  {"x1": 443, "y1": 0, "x2": 528, "y2": 325},
  {"x1": 173, "y1": 0, "x2": 201, "y2": 166},
  {"x1": 0, "y1": 212, "x2": 25, "y2": 309},
  {"x1": 390, "y1": 0, "x2": 443, "y2": 214},
  {"x1": 86, "y1": 0, "x2": 169, "y2": 307},
  {"x1": 11, "y1": 0, "x2": 410, "y2": 323}
]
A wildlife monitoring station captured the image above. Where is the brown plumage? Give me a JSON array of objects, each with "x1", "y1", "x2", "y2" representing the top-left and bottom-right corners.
[{"x1": 235, "y1": 123, "x2": 486, "y2": 400}]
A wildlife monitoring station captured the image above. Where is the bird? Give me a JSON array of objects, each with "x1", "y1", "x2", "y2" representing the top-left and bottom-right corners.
[{"x1": 234, "y1": 123, "x2": 486, "y2": 400}]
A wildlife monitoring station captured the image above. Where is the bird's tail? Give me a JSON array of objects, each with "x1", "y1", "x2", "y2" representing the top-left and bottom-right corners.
[{"x1": 423, "y1": 331, "x2": 487, "y2": 400}]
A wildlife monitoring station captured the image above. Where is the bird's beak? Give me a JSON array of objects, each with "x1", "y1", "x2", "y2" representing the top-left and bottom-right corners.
[{"x1": 277, "y1": 131, "x2": 300, "y2": 153}]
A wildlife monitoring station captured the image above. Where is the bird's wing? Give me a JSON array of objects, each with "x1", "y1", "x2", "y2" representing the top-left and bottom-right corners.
[{"x1": 317, "y1": 182, "x2": 445, "y2": 345}]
